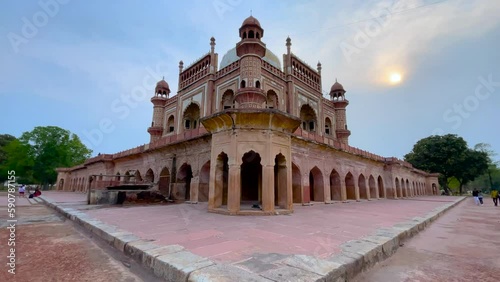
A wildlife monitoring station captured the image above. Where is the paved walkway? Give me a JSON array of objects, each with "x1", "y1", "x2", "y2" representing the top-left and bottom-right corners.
[
  {"x1": 353, "y1": 197, "x2": 500, "y2": 282},
  {"x1": 40, "y1": 192, "x2": 463, "y2": 266}
]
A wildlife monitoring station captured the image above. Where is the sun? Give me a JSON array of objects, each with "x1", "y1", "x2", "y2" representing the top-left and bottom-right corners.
[{"x1": 390, "y1": 73, "x2": 402, "y2": 84}]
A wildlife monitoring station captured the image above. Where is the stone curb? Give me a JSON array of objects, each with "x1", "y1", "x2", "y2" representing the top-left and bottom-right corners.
[
  {"x1": 38, "y1": 196, "x2": 269, "y2": 282},
  {"x1": 39, "y1": 196, "x2": 465, "y2": 281}
]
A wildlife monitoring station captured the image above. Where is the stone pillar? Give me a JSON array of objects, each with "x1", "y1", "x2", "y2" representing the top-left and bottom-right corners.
[
  {"x1": 190, "y1": 176, "x2": 199, "y2": 203},
  {"x1": 355, "y1": 181, "x2": 360, "y2": 202},
  {"x1": 340, "y1": 178, "x2": 347, "y2": 202},
  {"x1": 227, "y1": 165, "x2": 241, "y2": 213},
  {"x1": 208, "y1": 163, "x2": 216, "y2": 209},
  {"x1": 262, "y1": 165, "x2": 275, "y2": 212},
  {"x1": 324, "y1": 174, "x2": 331, "y2": 203}
]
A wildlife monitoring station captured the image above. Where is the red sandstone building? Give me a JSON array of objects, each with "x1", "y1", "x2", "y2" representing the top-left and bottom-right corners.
[{"x1": 56, "y1": 16, "x2": 440, "y2": 215}]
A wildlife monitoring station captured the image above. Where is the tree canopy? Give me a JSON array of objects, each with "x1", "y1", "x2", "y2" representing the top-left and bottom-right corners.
[
  {"x1": 404, "y1": 134, "x2": 489, "y2": 194},
  {"x1": 0, "y1": 126, "x2": 92, "y2": 184}
]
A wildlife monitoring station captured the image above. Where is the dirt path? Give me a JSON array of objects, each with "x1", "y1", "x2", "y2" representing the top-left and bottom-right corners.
[{"x1": 0, "y1": 197, "x2": 160, "y2": 282}]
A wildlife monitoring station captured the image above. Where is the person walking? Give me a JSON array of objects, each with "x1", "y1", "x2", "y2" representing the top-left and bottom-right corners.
[
  {"x1": 491, "y1": 189, "x2": 499, "y2": 206},
  {"x1": 478, "y1": 190, "x2": 484, "y2": 205},
  {"x1": 472, "y1": 189, "x2": 479, "y2": 205}
]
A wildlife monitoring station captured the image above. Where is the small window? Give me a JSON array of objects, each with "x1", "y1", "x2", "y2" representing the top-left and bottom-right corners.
[
  {"x1": 255, "y1": 80, "x2": 260, "y2": 89},
  {"x1": 325, "y1": 126, "x2": 330, "y2": 135},
  {"x1": 345, "y1": 125, "x2": 348, "y2": 130},
  {"x1": 169, "y1": 126, "x2": 174, "y2": 132},
  {"x1": 309, "y1": 122, "x2": 315, "y2": 131},
  {"x1": 240, "y1": 80, "x2": 246, "y2": 88},
  {"x1": 249, "y1": 30, "x2": 254, "y2": 38},
  {"x1": 302, "y1": 122, "x2": 306, "y2": 130},
  {"x1": 185, "y1": 120, "x2": 191, "y2": 129},
  {"x1": 193, "y1": 120, "x2": 197, "y2": 129}
]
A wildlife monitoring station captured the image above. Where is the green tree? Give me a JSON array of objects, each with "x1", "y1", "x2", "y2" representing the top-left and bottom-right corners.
[
  {"x1": 0, "y1": 126, "x2": 92, "y2": 185},
  {"x1": 0, "y1": 134, "x2": 17, "y2": 182},
  {"x1": 468, "y1": 143, "x2": 500, "y2": 191},
  {"x1": 404, "y1": 134, "x2": 488, "y2": 194}
]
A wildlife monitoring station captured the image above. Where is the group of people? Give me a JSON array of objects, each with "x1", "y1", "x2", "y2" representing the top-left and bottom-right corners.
[
  {"x1": 472, "y1": 188, "x2": 499, "y2": 206},
  {"x1": 18, "y1": 184, "x2": 42, "y2": 198}
]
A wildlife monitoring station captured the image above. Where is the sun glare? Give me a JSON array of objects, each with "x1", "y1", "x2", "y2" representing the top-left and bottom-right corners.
[{"x1": 390, "y1": 73, "x2": 402, "y2": 84}]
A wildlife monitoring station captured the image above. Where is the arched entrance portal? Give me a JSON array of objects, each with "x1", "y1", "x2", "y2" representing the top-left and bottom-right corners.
[
  {"x1": 145, "y1": 169, "x2": 154, "y2": 184},
  {"x1": 274, "y1": 154, "x2": 287, "y2": 208},
  {"x1": 369, "y1": 175, "x2": 377, "y2": 199},
  {"x1": 346, "y1": 172, "x2": 356, "y2": 200},
  {"x1": 377, "y1": 176, "x2": 385, "y2": 198},
  {"x1": 330, "y1": 169, "x2": 341, "y2": 201},
  {"x1": 309, "y1": 167, "x2": 324, "y2": 202},
  {"x1": 177, "y1": 164, "x2": 192, "y2": 200},
  {"x1": 241, "y1": 151, "x2": 262, "y2": 205},
  {"x1": 292, "y1": 163, "x2": 302, "y2": 203},
  {"x1": 159, "y1": 167, "x2": 170, "y2": 195},
  {"x1": 214, "y1": 152, "x2": 229, "y2": 208},
  {"x1": 199, "y1": 161, "x2": 210, "y2": 202}
]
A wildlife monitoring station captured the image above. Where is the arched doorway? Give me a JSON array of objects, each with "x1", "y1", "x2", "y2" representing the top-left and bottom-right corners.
[
  {"x1": 177, "y1": 163, "x2": 193, "y2": 200},
  {"x1": 309, "y1": 166, "x2": 324, "y2": 202},
  {"x1": 292, "y1": 162, "x2": 302, "y2": 203},
  {"x1": 183, "y1": 103, "x2": 200, "y2": 130},
  {"x1": 222, "y1": 90, "x2": 234, "y2": 110},
  {"x1": 401, "y1": 179, "x2": 406, "y2": 197},
  {"x1": 241, "y1": 151, "x2": 262, "y2": 205},
  {"x1": 199, "y1": 161, "x2": 210, "y2": 202},
  {"x1": 330, "y1": 169, "x2": 341, "y2": 201},
  {"x1": 369, "y1": 175, "x2": 377, "y2": 199},
  {"x1": 325, "y1": 117, "x2": 332, "y2": 136},
  {"x1": 267, "y1": 90, "x2": 278, "y2": 109},
  {"x1": 134, "y1": 170, "x2": 142, "y2": 182},
  {"x1": 159, "y1": 167, "x2": 170, "y2": 195},
  {"x1": 124, "y1": 171, "x2": 131, "y2": 184},
  {"x1": 346, "y1": 172, "x2": 355, "y2": 200},
  {"x1": 406, "y1": 179, "x2": 410, "y2": 197},
  {"x1": 274, "y1": 154, "x2": 287, "y2": 208},
  {"x1": 395, "y1": 178, "x2": 401, "y2": 198},
  {"x1": 145, "y1": 169, "x2": 154, "y2": 183},
  {"x1": 300, "y1": 104, "x2": 317, "y2": 133},
  {"x1": 377, "y1": 176, "x2": 385, "y2": 198},
  {"x1": 432, "y1": 183, "x2": 437, "y2": 195},
  {"x1": 215, "y1": 152, "x2": 229, "y2": 207},
  {"x1": 358, "y1": 174, "x2": 368, "y2": 199}
]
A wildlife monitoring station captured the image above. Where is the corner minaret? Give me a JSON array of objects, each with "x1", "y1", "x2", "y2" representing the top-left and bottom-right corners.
[
  {"x1": 234, "y1": 16, "x2": 267, "y2": 108},
  {"x1": 330, "y1": 80, "x2": 351, "y2": 144},
  {"x1": 148, "y1": 78, "x2": 169, "y2": 142}
]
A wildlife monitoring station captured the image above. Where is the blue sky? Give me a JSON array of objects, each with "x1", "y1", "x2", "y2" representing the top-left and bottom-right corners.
[{"x1": 1, "y1": 0, "x2": 499, "y2": 162}]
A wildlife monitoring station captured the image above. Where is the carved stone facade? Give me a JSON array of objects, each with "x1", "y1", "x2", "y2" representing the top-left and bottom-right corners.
[{"x1": 56, "y1": 16, "x2": 440, "y2": 215}]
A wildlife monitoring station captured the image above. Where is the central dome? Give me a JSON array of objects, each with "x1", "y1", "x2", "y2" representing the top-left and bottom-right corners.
[{"x1": 219, "y1": 47, "x2": 281, "y2": 70}]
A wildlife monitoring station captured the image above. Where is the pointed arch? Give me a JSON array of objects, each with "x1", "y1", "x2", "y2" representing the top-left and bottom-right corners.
[
  {"x1": 377, "y1": 176, "x2": 385, "y2": 198},
  {"x1": 183, "y1": 103, "x2": 200, "y2": 130},
  {"x1": 300, "y1": 104, "x2": 317, "y2": 133},
  {"x1": 241, "y1": 150, "x2": 262, "y2": 204},
  {"x1": 199, "y1": 161, "x2": 210, "y2": 202},
  {"x1": 325, "y1": 117, "x2": 332, "y2": 135},
  {"x1": 167, "y1": 115, "x2": 175, "y2": 133},
  {"x1": 176, "y1": 163, "x2": 193, "y2": 200},
  {"x1": 222, "y1": 89, "x2": 234, "y2": 110},
  {"x1": 345, "y1": 172, "x2": 356, "y2": 200},
  {"x1": 214, "y1": 152, "x2": 229, "y2": 207},
  {"x1": 330, "y1": 169, "x2": 341, "y2": 201},
  {"x1": 266, "y1": 90, "x2": 278, "y2": 109},
  {"x1": 309, "y1": 166, "x2": 324, "y2": 202},
  {"x1": 145, "y1": 168, "x2": 154, "y2": 183},
  {"x1": 369, "y1": 175, "x2": 377, "y2": 199},
  {"x1": 395, "y1": 177, "x2": 401, "y2": 198},
  {"x1": 292, "y1": 162, "x2": 302, "y2": 203}
]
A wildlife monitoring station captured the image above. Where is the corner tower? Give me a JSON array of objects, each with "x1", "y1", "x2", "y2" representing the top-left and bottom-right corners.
[
  {"x1": 234, "y1": 16, "x2": 266, "y2": 108},
  {"x1": 148, "y1": 79, "x2": 169, "y2": 142},
  {"x1": 330, "y1": 80, "x2": 351, "y2": 144}
]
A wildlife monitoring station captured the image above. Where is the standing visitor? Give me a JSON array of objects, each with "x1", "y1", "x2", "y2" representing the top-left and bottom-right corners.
[
  {"x1": 491, "y1": 189, "x2": 498, "y2": 206},
  {"x1": 478, "y1": 190, "x2": 484, "y2": 205},
  {"x1": 18, "y1": 184, "x2": 26, "y2": 197},
  {"x1": 472, "y1": 189, "x2": 479, "y2": 205}
]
